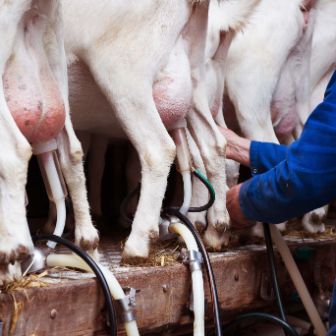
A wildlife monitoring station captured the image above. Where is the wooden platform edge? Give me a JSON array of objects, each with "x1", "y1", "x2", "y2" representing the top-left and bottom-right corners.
[{"x1": 0, "y1": 239, "x2": 335, "y2": 335}]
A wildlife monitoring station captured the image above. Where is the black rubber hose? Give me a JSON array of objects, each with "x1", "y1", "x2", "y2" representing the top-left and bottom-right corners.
[
  {"x1": 225, "y1": 224, "x2": 298, "y2": 336},
  {"x1": 222, "y1": 312, "x2": 299, "y2": 336},
  {"x1": 120, "y1": 168, "x2": 215, "y2": 225},
  {"x1": 162, "y1": 207, "x2": 222, "y2": 336},
  {"x1": 188, "y1": 169, "x2": 216, "y2": 212},
  {"x1": 33, "y1": 234, "x2": 118, "y2": 336},
  {"x1": 263, "y1": 222, "x2": 287, "y2": 322}
]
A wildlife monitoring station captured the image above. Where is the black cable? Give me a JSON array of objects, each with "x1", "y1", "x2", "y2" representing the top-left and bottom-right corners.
[
  {"x1": 33, "y1": 234, "x2": 117, "y2": 336},
  {"x1": 188, "y1": 169, "x2": 216, "y2": 212},
  {"x1": 119, "y1": 183, "x2": 141, "y2": 226},
  {"x1": 120, "y1": 175, "x2": 293, "y2": 335},
  {"x1": 162, "y1": 207, "x2": 223, "y2": 336},
  {"x1": 222, "y1": 312, "x2": 299, "y2": 336},
  {"x1": 226, "y1": 224, "x2": 299, "y2": 336},
  {"x1": 120, "y1": 169, "x2": 215, "y2": 225},
  {"x1": 263, "y1": 222, "x2": 287, "y2": 322}
]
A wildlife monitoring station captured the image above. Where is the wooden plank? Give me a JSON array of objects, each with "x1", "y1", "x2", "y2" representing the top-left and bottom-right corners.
[{"x1": 0, "y1": 237, "x2": 335, "y2": 335}]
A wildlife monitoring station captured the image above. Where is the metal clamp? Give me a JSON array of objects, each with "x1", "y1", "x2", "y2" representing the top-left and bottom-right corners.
[
  {"x1": 115, "y1": 287, "x2": 137, "y2": 323},
  {"x1": 180, "y1": 249, "x2": 203, "y2": 272}
]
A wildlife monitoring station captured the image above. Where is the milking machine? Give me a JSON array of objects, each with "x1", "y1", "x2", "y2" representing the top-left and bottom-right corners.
[
  {"x1": 267, "y1": 225, "x2": 327, "y2": 336},
  {"x1": 162, "y1": 207, "x2": 222, "y2": 336},
  {"x1": 221, "y1": 223, "x2": 300, "y2": 336},
  {"x1": 162, "y1": 125, "x2": 327, "y2": 336},
  {"x1": 32, "y1": 235, "x2": 118, "y2": 336},
  {"x1": 27, "y1": 131, "x2": 327, "y2": 335},
  {"x1": 25, "y1": 233, "x2": 140, "y2": 336},
  {"x1": 167, "y1": 221, "x2": 205, "y2": 336},
  {"x1": 23, "y1": 138, "x2": 140, "y2": 336},
  {"x1": 22, "y1": 139, "x2": 68, "y2": 270},
  {"x1": 221, "y1": 222, "x2": 327, "y2": 336},
  {"x1": 33, "y1": 139, "x2": 67, "y2": 248},
  {"x1": 159, "y1": 125, "x2": 222, "y2": 336}
]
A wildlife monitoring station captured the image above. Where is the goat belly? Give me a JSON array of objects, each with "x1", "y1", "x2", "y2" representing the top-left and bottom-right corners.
[{"x1": 3, "y1": 50, "x2": 65, "y2": 145}]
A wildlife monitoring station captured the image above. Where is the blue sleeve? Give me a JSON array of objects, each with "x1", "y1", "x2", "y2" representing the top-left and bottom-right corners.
[
  {"x1": 239, "y1": 70, "x2": 336, "y2": 224},
  {"x1": 328, "y1": 324, "x2": 336, "y2": 336},
  {"x1": 250, "y1": 141, "x2": 288, "y2": 175}
]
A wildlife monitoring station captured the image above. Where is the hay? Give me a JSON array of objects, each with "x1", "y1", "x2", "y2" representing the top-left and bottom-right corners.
[
  {"x1": 2, "y1": 271, "x2": 49, "y2": 293},
  {"x1": 121, "y1": 240, "x2": 182, "y2": 267},
  {"x1": 8, "y1": 295, "x2": 23, "y2": 336},
  {"x1": 216, "y1": 224, "x2": 336, "y2": 249},
  {"x1": 284, "y1": 226, "x2": 336, "y2": 239}
]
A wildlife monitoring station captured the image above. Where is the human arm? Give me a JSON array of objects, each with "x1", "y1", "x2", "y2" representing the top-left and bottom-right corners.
[
  {"x1": 226, "y1": 183, "x2": 253, "y2": 228},
  {"x1": 220, "y1": 127, "x2": 288, "y2": 173},
  {"x1": 227, "y1": 70, "x2": 336, "y2": 226}
]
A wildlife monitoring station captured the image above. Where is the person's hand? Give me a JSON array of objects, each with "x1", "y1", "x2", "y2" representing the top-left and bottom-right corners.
[
  {"x1": 219, "y1": 127, "x2": 251, "y2": 167},
  {"x1": 226, "y1": 183, "x2": 255, "y2": 229}
]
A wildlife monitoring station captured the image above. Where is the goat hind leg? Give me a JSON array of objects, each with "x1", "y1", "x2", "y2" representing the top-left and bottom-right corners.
[{"x1": 56, "y1": 121, "x2": 99, "y2": 253}]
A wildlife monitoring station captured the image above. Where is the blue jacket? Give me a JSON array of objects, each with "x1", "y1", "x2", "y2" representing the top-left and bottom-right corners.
[{"x1": 239, "y1": 70, "x2": 336, "y2": 224}]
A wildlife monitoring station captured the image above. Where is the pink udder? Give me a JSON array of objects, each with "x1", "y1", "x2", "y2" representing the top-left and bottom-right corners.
[
  {"x1": 153, "y1": 78, "x2": 190, "y2": 130},
  {"x1": 273, "y1": 111, "x2": 298, "y2": 141},
  {"x1": 3, "y1": 22, "x2": 65, "y2": 145},
  {"x1": 4, "y1": 69, "x2": 65, "y2": 144}
]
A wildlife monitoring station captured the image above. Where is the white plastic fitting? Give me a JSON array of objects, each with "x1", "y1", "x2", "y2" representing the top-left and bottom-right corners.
[
  {"x1": 171, "y1": 127, "x2": 192, "y2": 174},
  {"x1": 180, "y1": 171, "x2": 192, "y2": 215},
  {"x1": 170, "y1": 127, "x2": 193, "y2": 215},
  {"x1": 33, "y1": 139, "x2": 67, "y2": 248},
  {"x1": 169, "y1": 223, "x2": 205, "y2": 336},
  {"x1": 46, "y1": 253, "x2": 140, "y2": 336}
]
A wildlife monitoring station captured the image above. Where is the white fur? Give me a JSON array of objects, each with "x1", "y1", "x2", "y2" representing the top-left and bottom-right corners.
[
  {"x1": 309, "y1": 0, "x2": 336, "y2": 93},
  {"x1": 311, "y1": 70, "x2": 334, "y2": 110},
  {"x1": 0, "y1": 0, "x2": 43, "y2": 284},
  {"x1": 224, "y1": 0, "x2": 324, "y2": 235},
  {"x1": 300, "y1": 0, "x2": 336, "y2": 232},
  {"x1": 0, "y1": 0, "x2": 98, "y2": 284},
  {"x1": 45, "y1": 2, "x2": 99, "y2": 252},
  {"x1": 62, "y1": 0, "x2": 198, "y2": 259},
  {"x1": 187, "y1": 0, "x2": 259, "y2": 249},
  {"x1": 224, "y1": 0, "x2": 336, "y2": 234},
  {"x1": 62, "y1": 0, "x2": 260, "y2": 253},
  {"x1": 226, "y1": 0, "x2": 307, "y2": 142},
  {"x1": 274, "y1": 0, "x2": 336, "y2": 233},
  {"x1": 271, "y1": 3, "x2": 316, "y2": 142}
]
